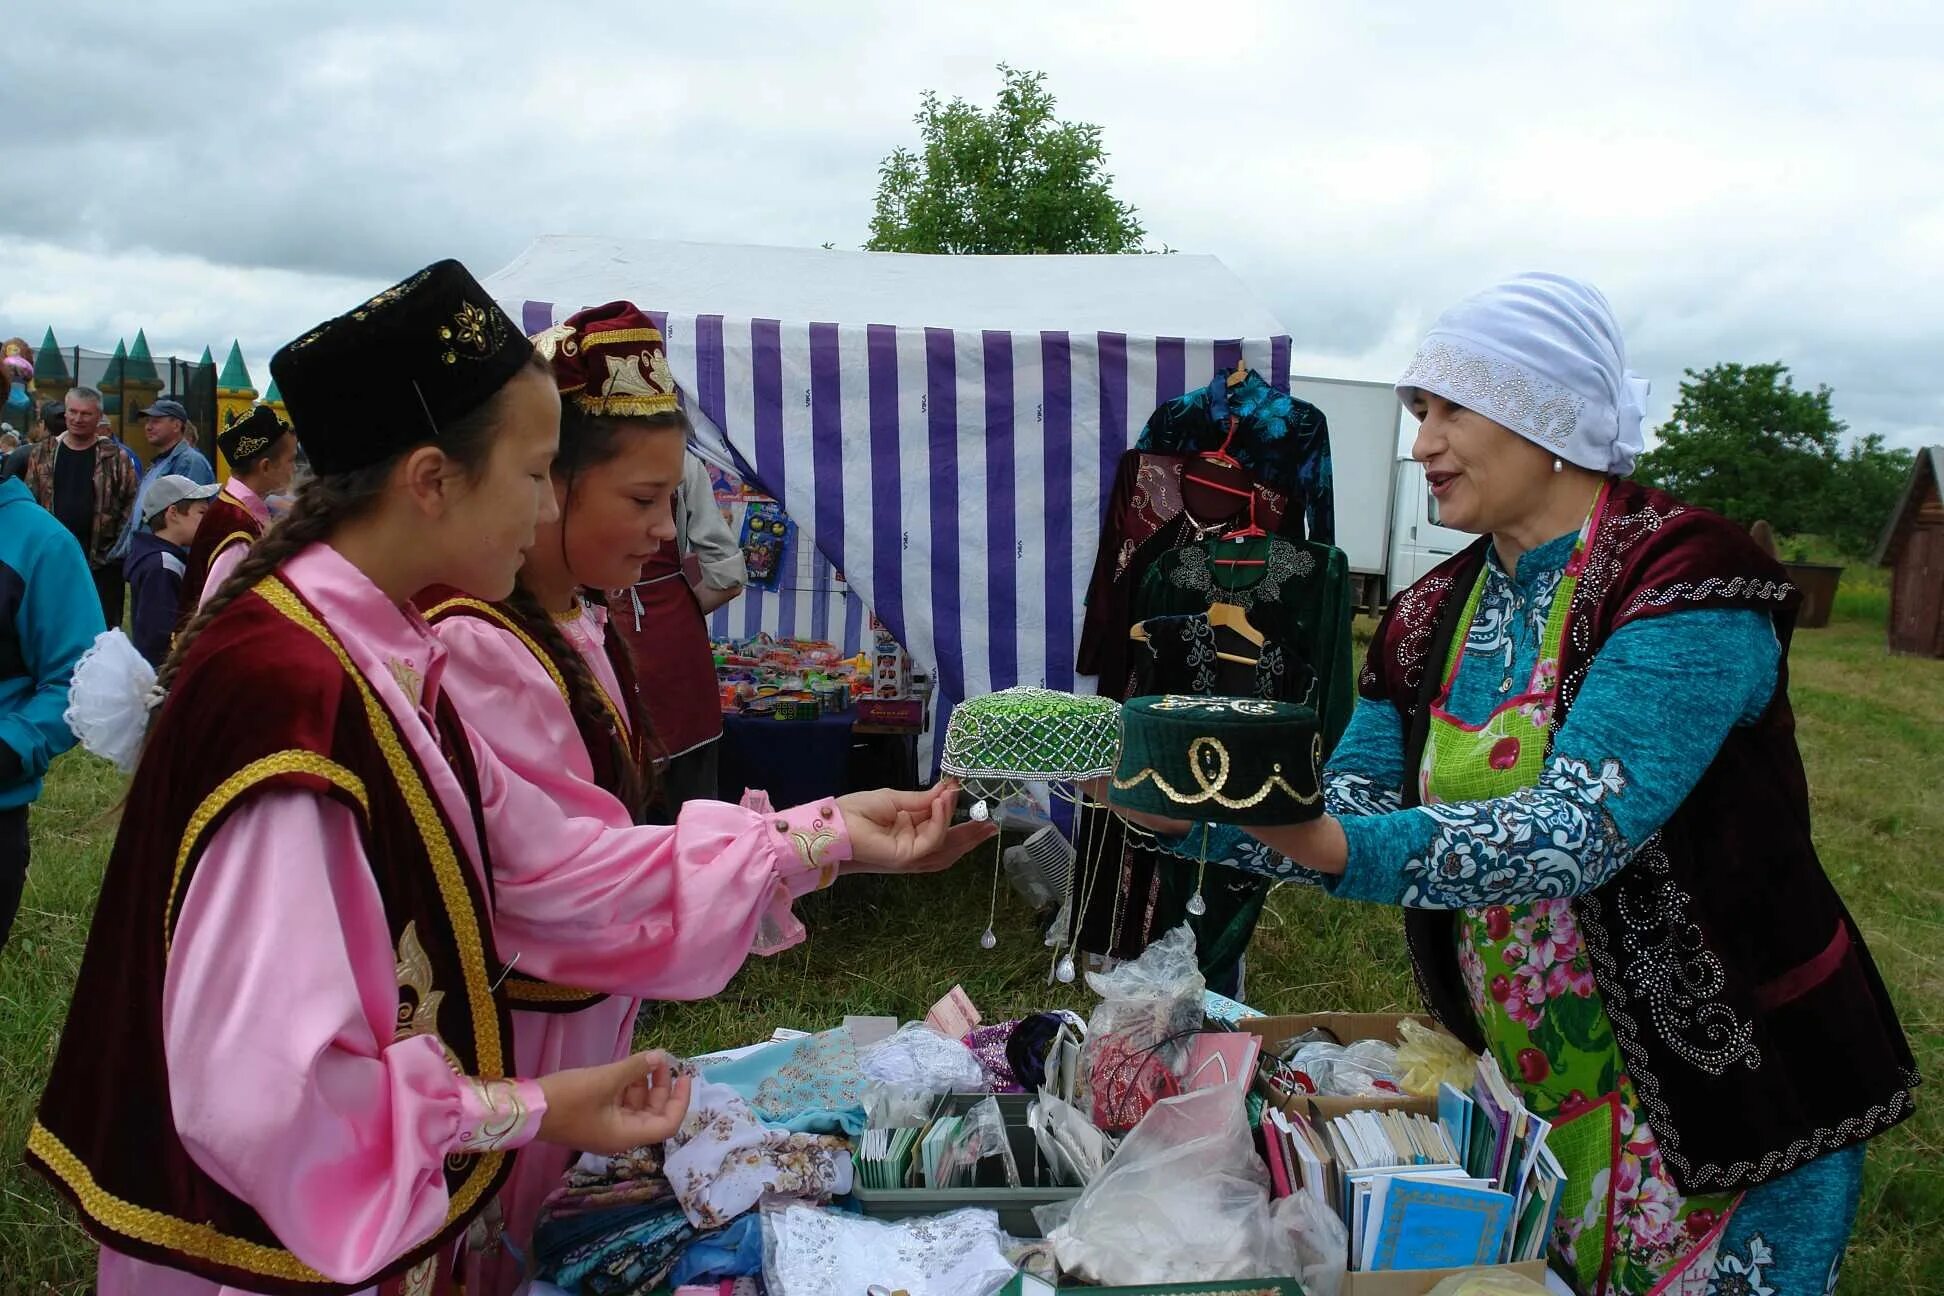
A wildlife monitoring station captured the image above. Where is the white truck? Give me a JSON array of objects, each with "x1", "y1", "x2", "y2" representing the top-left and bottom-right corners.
[{"x1": 1288, "y1": 374, "x2": 1476, "y2": 610}]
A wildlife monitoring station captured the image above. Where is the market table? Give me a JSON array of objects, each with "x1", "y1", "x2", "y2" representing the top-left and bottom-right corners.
[{"x1": 716, "y1": 710, "x2": 920, "y2": 806}]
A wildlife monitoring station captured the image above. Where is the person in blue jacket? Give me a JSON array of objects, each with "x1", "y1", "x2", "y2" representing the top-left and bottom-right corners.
[
  {"x1": 0, "y1": 473, "x2": 106, "y2": 951},
  {"x1": 123, "y1": 475, "x2": 219, "y2": 666}
]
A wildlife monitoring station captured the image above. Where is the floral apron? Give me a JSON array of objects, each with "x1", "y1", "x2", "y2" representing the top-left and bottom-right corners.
[{"x1": 1418, "y1": 489, "x2": 1738, "y2": 1296}]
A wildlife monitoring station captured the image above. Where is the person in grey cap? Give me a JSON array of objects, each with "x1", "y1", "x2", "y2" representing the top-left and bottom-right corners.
[
  {"x1": 114, "y1": 396, "x2": 214, "y2": 563},
  {"x1": 122, "y1": 474, "x2": 219, "y2": 665}
]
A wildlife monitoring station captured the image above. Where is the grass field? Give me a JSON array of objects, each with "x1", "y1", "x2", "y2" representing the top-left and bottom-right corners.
[{"x1": 1, "y1": 570, "x2": 1937, "y2": 1293}]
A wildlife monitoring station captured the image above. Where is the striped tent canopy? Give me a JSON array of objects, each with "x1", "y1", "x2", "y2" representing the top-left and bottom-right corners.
[{"x1": 486, "y1": 236, "x2": 1293, "y2": 771}]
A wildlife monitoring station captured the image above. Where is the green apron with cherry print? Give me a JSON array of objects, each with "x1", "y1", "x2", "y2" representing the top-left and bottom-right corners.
[{"x1": 1417, "y1": 488, "x2": 1737, "y2": 1296}]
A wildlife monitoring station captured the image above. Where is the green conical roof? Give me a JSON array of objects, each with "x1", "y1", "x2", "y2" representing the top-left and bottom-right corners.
[
  {"x1": 218, "y1": 340, "x2": 254, "y2": 392},
  {"x1": 262, "y1": 377, "x2": 283, "y2": 404},
  {"x1": 99, "y1": 339, "x2": 128, "y2": 385},
  {"x1": 199, "y1": 345, "x2": 215, "y2": 368},
  {"x1": 125, "y1": 329, "x2": 160, "y2": 383},
  {"x1": 35, "y1": 328, "x2": 69, "y2": 380}
]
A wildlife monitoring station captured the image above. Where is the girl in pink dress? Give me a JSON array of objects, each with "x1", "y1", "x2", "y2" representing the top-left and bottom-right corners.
[
  {"x1": 33, "y1": 264, "x2": 991, "y2": 1296},
  {"x1": 423, "y1": 300, "x2": 912, "y2": 1292}
]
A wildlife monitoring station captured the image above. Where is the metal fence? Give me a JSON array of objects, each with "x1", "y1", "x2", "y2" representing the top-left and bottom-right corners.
[{"x1": 48, "y1": 345, "x2": 219, "y2": 466}]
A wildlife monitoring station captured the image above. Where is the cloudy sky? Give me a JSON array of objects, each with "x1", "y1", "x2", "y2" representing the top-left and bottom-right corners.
[{"x1": 4, "y1": 0, "x2": 1938, "y2": 448}]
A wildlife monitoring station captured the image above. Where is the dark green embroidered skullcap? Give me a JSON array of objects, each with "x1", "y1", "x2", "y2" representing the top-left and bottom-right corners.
[{"x1": 1112, "y1": 694, "x2": 1324, "y2": 826}]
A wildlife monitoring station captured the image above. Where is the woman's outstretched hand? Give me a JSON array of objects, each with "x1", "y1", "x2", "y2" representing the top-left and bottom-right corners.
[
  {"x1": 537, "y1": 1050, "x2": 692, "y2": 1154},
  {"x1": 839, "y1": 781, "x2": 998, "y2": 875},
  {"x1": 1081, "y1": 777, "x2": 1349, "y2": 876},
  {"x1": 1079, "y1": 776, "x2": 1194, "y2": 837}
]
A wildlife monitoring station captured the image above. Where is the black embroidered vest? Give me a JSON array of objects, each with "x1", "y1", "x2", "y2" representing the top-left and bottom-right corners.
[
  {"x1": 28, "y1": 576, "x2": 517, "y2": 1292},
  {"x1": 1366, "y1": 480, "x2": 1918, "y2": 1193}
]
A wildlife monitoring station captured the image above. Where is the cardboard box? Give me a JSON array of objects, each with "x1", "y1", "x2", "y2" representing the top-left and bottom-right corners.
[
  {"x1": 1241, "y1": 1011, "x2": 1448, "y2": 1119},
  {"x1": 1340, "y1": 1259, "x2": 1551, "y2": 1295}
]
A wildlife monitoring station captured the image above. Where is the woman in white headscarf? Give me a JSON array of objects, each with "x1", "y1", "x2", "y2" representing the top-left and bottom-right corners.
[{"x1": 1109, "y1": 274, "x2": 1916, "y2": 1294}]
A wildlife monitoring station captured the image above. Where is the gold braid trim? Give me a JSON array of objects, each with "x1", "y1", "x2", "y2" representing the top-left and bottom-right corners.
[
  {"x1": 254, "y1": 577, "x2": 507, "y2": 1217},
  {"x1": 570, "y1": 391, "x2": 679, "y2": 417},
  {"x1": 583, "y1": 327, "x2": 664, "y2": 347},
  {"x1": 421, "y1": 595, "x2": 630, "y2": 741},
  {"x1": 504, "y1": 974, "x2": 605, "y2": 1006},
  {"x1": 418, "y1": 595, "x2": 611, "y2": 1008},
  {"x1": 1111, "y1": 733, "x2": 1324, "y2": 811},
  {"x1": 164, "y1": 751, "x2": 370, "y2": 959},
  {"x1": 27, "y1": 1122, "x2": 339, "y2": 1283}
]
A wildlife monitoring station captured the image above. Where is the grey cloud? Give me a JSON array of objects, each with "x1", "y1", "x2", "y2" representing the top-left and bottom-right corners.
[{"x1": 4, "y1": 1, "x2": 1939, "y2": 449}]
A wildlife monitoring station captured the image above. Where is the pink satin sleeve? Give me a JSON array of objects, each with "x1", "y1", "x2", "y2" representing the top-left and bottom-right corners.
[
  {"x1": 162, "y1": 789, "x2": 547, "y2": 1286},
  {"x1": 439, "y1": 617, "x2": 850, "y2": 1000},
  {"x1": 197, "y1": 539, "x2": 248, "y2": 608}
]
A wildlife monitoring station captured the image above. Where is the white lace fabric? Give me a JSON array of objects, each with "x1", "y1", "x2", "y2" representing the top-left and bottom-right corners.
[
  {"x1": 762, "y1": 1203, "x2": 1016, "y2": 1296},
  {"x1": 63, "y1": 629, "x2": 158, "y2": 773}
]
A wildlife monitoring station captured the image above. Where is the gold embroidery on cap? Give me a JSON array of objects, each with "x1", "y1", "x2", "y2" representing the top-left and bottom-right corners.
[{"x1": 1111, "y1": 732, "x2": 1323, "y2": 811}]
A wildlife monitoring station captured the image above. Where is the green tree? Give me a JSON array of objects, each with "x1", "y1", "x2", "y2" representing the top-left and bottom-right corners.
[
  {"x1": 1635, "y1": 361, "x2": 1912, "y2": 555},
  {"x1": 1820, "y1": 433, "x2": 1915, "y2": 556},
  {"x1": 866, "y1": 65, "x2": 1148, "y2": 255},
  {"x1": 1635, "y1": 362, "x2": 1844, "y2": 536}
]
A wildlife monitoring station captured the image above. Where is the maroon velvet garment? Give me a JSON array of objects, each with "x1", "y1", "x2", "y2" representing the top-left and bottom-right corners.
[
  {"x1": 174, "y1": 488, "x2": 265, "y2": 629},
  {"x1": 29, "y1": 576, "x2": 517, "y2": 1292},
  {"x1": 1366, "y1": 479, "x2": 1919, "y2": 1194}
]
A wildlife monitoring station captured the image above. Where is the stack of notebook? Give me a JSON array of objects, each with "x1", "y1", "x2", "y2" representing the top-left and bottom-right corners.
[
  {"x1": 1436, "y1": 1053, "x2": 1566, "y2": 1267},
  {"x1": 1257, "y1": 1051, "x2": 1565, "y2": 1272}
]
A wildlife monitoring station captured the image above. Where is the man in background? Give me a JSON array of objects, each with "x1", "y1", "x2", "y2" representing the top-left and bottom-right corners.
[
  {"x1": 0, "y1": 460, "x2": 104, "y2": 951},
  {"x1": 22, "y1": 386, "x2": 138, "y2": 628},
  {"x1": 114, "y1": 397, "x2": 214, "y2": 564}
]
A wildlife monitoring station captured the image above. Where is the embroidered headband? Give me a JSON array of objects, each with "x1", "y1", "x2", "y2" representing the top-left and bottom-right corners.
[{"x1": 1396, "y1": 272, "x2": 1650, "y2": 477}]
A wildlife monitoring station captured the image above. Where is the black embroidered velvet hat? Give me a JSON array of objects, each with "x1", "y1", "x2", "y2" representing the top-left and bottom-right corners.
[
  {"x1": 216, "y1": 404, "x2": 289, "y2": 471},
  {"x1": 269, "y1": 259, "x2": 532, "y2": 476},
  {"x1": 1112, "y1": 695, "x2": 1324, "y2": 826}
]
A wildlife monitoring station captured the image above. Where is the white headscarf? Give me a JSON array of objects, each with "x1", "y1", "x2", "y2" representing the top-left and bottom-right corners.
[{"x1": 1396, "y1": 273, "x2": 1651, "y2": 477}]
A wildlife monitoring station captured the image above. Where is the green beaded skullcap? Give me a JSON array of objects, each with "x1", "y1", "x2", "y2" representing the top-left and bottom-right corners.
[
  {"x1": 1112, "y1": 695, "x2": 1323, "y2": 826},
  {"x1": 940, "y1": 686, "x2": 1124, "y2": 802}
]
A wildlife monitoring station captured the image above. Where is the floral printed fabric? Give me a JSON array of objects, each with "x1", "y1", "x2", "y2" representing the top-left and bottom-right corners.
[
  {"x1": 695, "y1": 1027, "x2": 868, "y2": 1136},
  {"x1": 1459, "y1": 899, "x2": 1736, "y2": 1294},
  {"x1": 663, "y1": 1077, "x2": 853, "y2": 1230}
]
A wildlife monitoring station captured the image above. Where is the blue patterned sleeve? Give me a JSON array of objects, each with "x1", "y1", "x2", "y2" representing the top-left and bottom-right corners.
[{"x1": 1328, "y1": 608, "x2": 1780, "y2": 908}]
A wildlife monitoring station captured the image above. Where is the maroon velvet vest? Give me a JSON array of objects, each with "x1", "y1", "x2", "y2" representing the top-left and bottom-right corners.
[
  {"x1": 416, "y1": 588, "x2": 653, "y2": 1013},
  {"x1": 1366, "y1": 479, "x2": 1918, "y2": 1193},
  {"x1": 27, "y1": 576, "x2": 517, "y2": 1293},
  {"x1": 176, "y1": 489, "x2": 266, "y2": 630}
]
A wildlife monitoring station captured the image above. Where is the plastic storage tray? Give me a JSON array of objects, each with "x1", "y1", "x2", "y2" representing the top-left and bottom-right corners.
[{"x1": 850, "y1": 1092, "x2": 1080, "y2": 1237}]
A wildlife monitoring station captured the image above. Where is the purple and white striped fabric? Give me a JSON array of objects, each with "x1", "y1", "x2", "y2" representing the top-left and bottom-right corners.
[{"x1": 514, "y1": 300, "x2": 1291, "y2": 771}]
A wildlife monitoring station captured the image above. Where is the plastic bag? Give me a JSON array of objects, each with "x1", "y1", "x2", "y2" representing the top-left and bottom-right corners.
[
  {"x1": 1273, "y1": 1191, "x2": 1348, "y2": 1296},
  {"x1": 1284, "y1": 1037, "x2": 1403, "y2": 1097},
  {"x1": 1397, "y1": 1018, "x2": 1479, "y2": 1098},
  {"x1": 1424, "y1": 1269, "x2": 1555, "y2": 1295},
  {"x1": 1079, "y1": 924, "x2": 1205, "y2": 1130},
  {"x1": 1047, "y1": 1083, "x2": 1298, "y2": 1284},
  {"x1": 858, "y1": 1022, "x2": 986, "y2": 1094}
]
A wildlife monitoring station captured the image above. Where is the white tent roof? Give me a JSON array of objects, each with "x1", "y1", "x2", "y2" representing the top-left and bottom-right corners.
[{"x1": 484, "y1": 235, "x2": 1288, "y2": 339}]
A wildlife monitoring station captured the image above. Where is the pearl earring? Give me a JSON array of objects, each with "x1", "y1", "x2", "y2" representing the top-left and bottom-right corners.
[{"x1": 1552, "y1": 458, "x2": 1565, "y2": 473}]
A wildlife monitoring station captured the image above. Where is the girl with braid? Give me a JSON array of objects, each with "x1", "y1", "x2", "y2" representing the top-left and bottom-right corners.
[
  {"x1": 34, "y1": 266, "x2": 992, "y2": 1296},
  {"x1": 420, "y1": 302, "x2": 975, "y2": 1292}
]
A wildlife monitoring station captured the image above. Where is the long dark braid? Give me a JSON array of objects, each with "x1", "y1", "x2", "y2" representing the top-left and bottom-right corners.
[
  {"x1": 148, "y1": 469, "x2": 387, "y2": 735},
  {"x1": 496, "y1": 402, "x2": 680, "y2": 821},
  {"x1": 501, "y1": 579, "x2": 654, "y2": 819}
]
